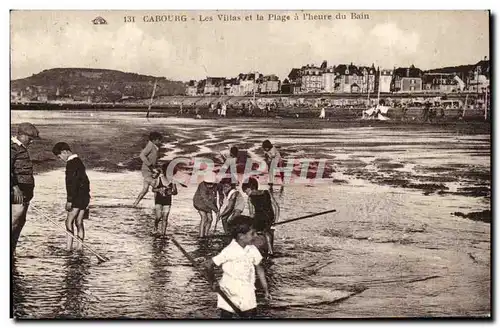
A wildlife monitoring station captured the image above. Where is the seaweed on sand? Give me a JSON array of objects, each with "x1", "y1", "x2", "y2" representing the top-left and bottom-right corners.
[{"x1": 453, "y1": 210, "x2": 491, "y2": 223}]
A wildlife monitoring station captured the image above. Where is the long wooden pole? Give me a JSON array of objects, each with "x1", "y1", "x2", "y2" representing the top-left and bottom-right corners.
[
  {"x1": 273, "y1": 209, "x2": 337, "y2": 226},
  {"x1": 462, "y1": 94, "x2": 469, "y2": 118},
  {"x1": 484, "y1": 89, "x2": 488, "y2": 120},
  {"x1": 210, "y1": 209, "x2": 337, "y2": 238},
  {"x1": 377, "y1": 70, "x2": 381, "y2": 105},
  {"x1": 146, "y1": 79, "x2": 158, "y2": 119},
  {"x1": 253, "y1": 77, "x2": 256, "y2": 103},
  {"x1": 170, "y1": 237, "x2": 244, "y2": 316},
  {"x1": 367, "y1": 79, "x2": 370, "y2": 107},
  {"x1": 31, "y1": 205, "x2": 109, "y2": 262}
]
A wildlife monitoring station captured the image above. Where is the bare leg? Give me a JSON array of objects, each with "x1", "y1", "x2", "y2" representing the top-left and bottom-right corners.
[
  {"x1": 198, "y1": 211, "x2": 208, "y2": 238},
  {"x1": 161, "y1": 205, "x2": 171, "y2": 236},
  {"x1": 221, "y1": 216, "x2": 229, "y2": 234},
  {"x1": 66, "y1": 208, "x2": 79, "y2": 251},
  {"x1": 133, "y1": 180, "x2": 151, "y2": 207},
  {"x1": 154, "y1": 204, "x2": 162, "y2": 234},
  {"x1": 11, "y1": 204, "x2": 29, "y2": 256},
  {"x1": 74, "y1": 209, "x2": 86, "y2": 251},
  {"x1": 265, "y1": 230, "x2": 274, "y2": 255},
  {"x1": 204, "y1": 212, "x2": 214, "y2": 236}
]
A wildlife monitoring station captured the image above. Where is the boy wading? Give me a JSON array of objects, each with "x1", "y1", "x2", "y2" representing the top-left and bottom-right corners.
[
  {"x1": 52, "y1": 142, "x2": 91, "y2": 251},
  {"x1": 133, "y1": 132, "x2": 163, "y2": 207},
  {"x1": 262, "y1": 140, "x2": 285, "y2": 192}
]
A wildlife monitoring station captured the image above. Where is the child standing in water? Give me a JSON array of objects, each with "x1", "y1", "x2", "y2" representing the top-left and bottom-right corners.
[
  {"x1": 242, "y1": 177, "x2": 280, "y2": 256},
  {"x1": 52, "y1": 142, "x2": 91, "y2": 251},
  {"x1": 261, "y1": 140, "x2": 285, "y2": 191},
  {"x1": 151, "y1": 163, "x2": 178, "y2": 237},
  {"x1": 204, "y1": 215, "x2": 271, "y2": 319},
  {"x1": 218, "y1": 145, "x2": 240, "y2": 184},
  {"x1": 216, "y1": 178, "x2": 246, "y2": 233},
  {"x1": 223, "y1": 146, "x2": 239, "y2": 167},
  {"x1": 193, "y1": 172, "x2": 219, "y2": 238},
  {"x1": 133, "y1": 132, "x2": 163, "y2": 207}
]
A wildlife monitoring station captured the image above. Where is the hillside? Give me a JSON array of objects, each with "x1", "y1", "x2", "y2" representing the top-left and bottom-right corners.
[
  {"x1": 11, "y1": 68, "x2": 186, "y2": 102},
  {"x1": 425, "y1": 59, "x2": 489, "y2": 78},
  {"x1": 425, "y1": 64, "x2": 473, "y2": 75}
]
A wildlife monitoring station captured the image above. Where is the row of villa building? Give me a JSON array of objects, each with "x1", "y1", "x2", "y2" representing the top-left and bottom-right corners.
[
  {"x1": 186, "y1": 58, "x2": 490, "y2": 96},
  {"x1": 185, "y1": 73, "x2": 281, "y2": 96}
]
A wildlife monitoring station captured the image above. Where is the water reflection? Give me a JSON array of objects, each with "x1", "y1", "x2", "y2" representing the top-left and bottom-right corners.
[
  {"x1": 56, "y1": 254, "x2": 91, "y2": 318},
  {"x1": 256, "y1": 257, "x2": 278, "y2": 318},
  {"x1": 12, "y1": 264, "x2": 30, "y2": 318},
  {"x1": 189, "y1": 237, "x2": 220, "y2": 260},
  {"x1": 147, "y1": 238, "x2": 172, "y2": 318}
]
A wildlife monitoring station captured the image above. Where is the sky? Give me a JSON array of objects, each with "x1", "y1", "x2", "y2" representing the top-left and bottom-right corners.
[{"x1": 10, "y1": 10, "x2": 490, "y2": 82}]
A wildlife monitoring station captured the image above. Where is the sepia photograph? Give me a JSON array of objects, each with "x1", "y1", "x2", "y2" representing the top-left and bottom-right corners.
[{"x1": 10, "y1": 9, "x2": 491, "y2": 319}]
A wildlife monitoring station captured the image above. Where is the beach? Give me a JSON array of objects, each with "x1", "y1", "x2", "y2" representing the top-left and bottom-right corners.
[{"x1": 11, "y1": 110, "x2": 490, "y2": 318}]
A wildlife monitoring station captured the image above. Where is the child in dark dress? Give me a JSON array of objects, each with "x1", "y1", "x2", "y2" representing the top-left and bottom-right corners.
[
  {"x1": 242, "y1": 177, "x2": 280, "y2": 255},
  {"x1": 193, "y1": 172, "x2": 219, "y2": 238}
]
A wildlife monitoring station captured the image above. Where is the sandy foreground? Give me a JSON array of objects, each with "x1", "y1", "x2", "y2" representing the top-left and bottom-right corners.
[{"x1": 11, "y1": 111, "x2": 490, "y2": 318}]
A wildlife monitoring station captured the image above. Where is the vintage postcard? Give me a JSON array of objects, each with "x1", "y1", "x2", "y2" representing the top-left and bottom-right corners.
[{"x1": 10, "y1": 10, "x2": 491, "y2": 319}]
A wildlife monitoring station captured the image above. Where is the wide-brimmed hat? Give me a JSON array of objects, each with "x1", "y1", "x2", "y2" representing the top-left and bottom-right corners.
[{"x1": 17, "y1": 122, "x2": 41, "y2": 139}]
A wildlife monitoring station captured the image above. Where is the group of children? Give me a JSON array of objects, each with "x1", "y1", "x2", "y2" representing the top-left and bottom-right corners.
[
  {"x1": 131, "y1": 133, "x2": 284, "y2": 317},
  {"x1": 192, "y1": 172, "x2": 279, "y2": 252},
  {"x1": 130, "y1": 132, "x2": 285, "y2": 252},
  {"x1": 12, "y1": 125, "x2": 284, "y2": 318}
]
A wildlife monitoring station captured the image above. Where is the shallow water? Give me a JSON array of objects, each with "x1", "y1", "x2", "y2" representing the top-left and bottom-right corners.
[{"x1": 12, "y1": 111, "x2": 490, "y2": 318}]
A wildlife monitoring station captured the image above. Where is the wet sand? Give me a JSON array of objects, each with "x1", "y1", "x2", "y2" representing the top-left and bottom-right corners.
[{"x1": 11, "y1": 110, "x2": 490, "y2": 318}]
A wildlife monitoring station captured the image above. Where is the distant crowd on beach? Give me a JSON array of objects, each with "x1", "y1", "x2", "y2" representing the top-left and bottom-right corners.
[{"x1": 153, "y1": 95, "x2": 488, "y2": 121}]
